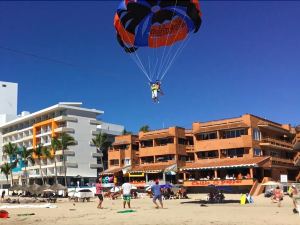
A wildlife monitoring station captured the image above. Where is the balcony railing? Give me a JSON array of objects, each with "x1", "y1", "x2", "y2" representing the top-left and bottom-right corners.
[
  {"x1": 260, "y1": 137, "x2": 293, "y2": 150},
  {"x1": 270, "y1": 156, "x2": 294, "y2": 165}
]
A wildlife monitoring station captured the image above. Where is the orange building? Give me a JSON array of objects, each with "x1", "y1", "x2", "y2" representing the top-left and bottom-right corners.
[
  {"x1": 293, "y1": 126, "x2": 300, "y2": 181},
  {"x1": 104, "y1": 114, "x2": 299, "y2": 191}
]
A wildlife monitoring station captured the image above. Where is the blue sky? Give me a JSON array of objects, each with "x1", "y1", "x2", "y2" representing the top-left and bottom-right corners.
[{"x1": 0, "y1": 1, "x2": 300, "y2": 132}]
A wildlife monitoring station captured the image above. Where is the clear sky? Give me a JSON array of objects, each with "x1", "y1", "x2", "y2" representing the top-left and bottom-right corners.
[{"x1": 0, "y1": 1, "x2": 300, "y2": 132}]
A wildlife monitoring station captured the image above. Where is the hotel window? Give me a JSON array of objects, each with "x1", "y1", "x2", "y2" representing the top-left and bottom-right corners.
[
  {"x1": 253, "y1": 128, "x2": 261, "y2": 141},
  {"x1": 223, "y1": 129, "x2": 246, "y2": 139},
  {"x1": 223, "y1": 148, "x2": 244, "y2": 158},
  {"x1": 198, "y1": 132, "x2": 217, "y2": 140},
  {"x1": 178, "y1": 138, "x2": 186, "y2": 145},
  {"x1": 254, "y1": 148, "x2": 262, "y2": 156},
  {"x1": 124, "y1": 159, "x2": 131, "y2": 165}
]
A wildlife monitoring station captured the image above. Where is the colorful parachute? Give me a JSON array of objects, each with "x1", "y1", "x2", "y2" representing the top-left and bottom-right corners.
[{"x1": 114, "y1": 0, "x2": 202, "y2": 82}]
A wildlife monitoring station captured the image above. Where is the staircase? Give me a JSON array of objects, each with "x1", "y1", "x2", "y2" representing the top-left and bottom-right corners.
[
  {"x1": 296, "y1": 171, "x2": 300, "y2": 182},
  {"x1": 250, "y1": 177, "x2": 271, "y2": 196},
  {"x1": 294, "y1": 152, "x2": 300, "y2": 166}
]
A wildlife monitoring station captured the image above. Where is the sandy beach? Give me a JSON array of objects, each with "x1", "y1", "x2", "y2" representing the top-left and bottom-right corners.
[{"x1": 1, "y1": 194, "x2": 299, "y2": 225}]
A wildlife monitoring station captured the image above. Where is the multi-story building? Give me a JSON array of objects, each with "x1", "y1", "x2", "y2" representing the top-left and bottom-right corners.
[
  {"x1": 294, "y1": 126, "x2": 300, "y2": 181},
  {"x1": 0, "y1": 81, "x2": 18, "y2": 125},
  {"x1": 105, "y1": 114, "x2": 299, "y2": 191},
  {"x1": 0, "y1": 102, "x2": 119, "y2": 186}
]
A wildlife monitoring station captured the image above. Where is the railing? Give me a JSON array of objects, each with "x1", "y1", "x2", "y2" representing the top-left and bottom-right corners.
[
  {"x1": 270, "y1": 156, "x2": 294, "y2": 165},
  {"x1": 294, "y1": 152, "x2": 300, "y2": 165},
  {"x1": 260, "y1": 137, "x2": 293, "y2": 149}
]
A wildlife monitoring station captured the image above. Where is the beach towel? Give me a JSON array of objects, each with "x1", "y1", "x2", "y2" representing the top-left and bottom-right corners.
[
  {"x1": 0, "y1": 203, "x2": 57, "y2": 209},
  {"x1": 117, "y1": 209, "x2": 136, "y2": 214}
]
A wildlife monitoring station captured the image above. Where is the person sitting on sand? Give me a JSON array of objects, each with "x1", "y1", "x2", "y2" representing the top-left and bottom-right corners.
[{"x1": 272, "y1": 186, "x2": 283, "y2": 207}]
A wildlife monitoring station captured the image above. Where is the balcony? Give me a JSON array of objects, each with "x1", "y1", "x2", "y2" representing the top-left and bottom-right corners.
[
  {"x1": 56, "y1": 162, "x2": 78, "y2": 168},
  {"x1": 194, "y1": 135, "x2": 253, "y2": 151},
  {"x1": 139, "y1": 144, "x2": 186, "y2": 157},
  {"x1": 293, "y1": 133, "x2": 300, "y2": 150},
  {"x1": 90, "y1": 163, "x2": 103, "y2": 169},
  {"x1": 54, "y1": 116, "x2": 78, "y2": 122},
  {"x1": 55, "y1": 150, "x2": 75, "y2": 156},
  {"x1": 92, "y1": 152, "x2": 103, "y2": 158},
  {"x1": 260, "y1": 137, "x2": 293, "y2": 150},
  {"x1": 270, "y1": 156, "x2": 294, "y2": 166},
  {"x1": 54, "y1": 127, "x2": 75, "y2": 133},
  {"x1": 185, "y1": 145, "x2": 194, "y2": 152}
]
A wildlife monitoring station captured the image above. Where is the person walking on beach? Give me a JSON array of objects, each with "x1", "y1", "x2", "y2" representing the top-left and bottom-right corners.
[
  {"x1": 1, "y1": 190, "x2": 5, "y2": 202},
  {"x1": 151, "y1": 180, "x2": 163, "y2": 209},
  {"x1": 121, "y1": 182, "x2": 132, "y2": 209},
  {"x1": 95, "y1": 177, "x2": 104, "y2": 209},
  {"x1": 289, "y1": 184, "x2": 299, "y2": 214}
]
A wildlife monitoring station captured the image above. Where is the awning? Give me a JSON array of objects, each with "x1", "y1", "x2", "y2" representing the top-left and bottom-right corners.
[
  {"x1": 139, "y1": 133, "x2": 172, "y2": 141},
  {"x1": 194, "y1": 122, "x2": 249, "y2": 134},
  {"x1": 100, "y1": 166, "x2": 123, "y2": 175},
  {"x1": 112, "y1": 141, "x2": 131, "y2": 146},
  {"x1": 129, "y1": 163, "x2": 174, "y2": 173},
  {"x1": 182, "y1": 157, "x2": 270, "y2": 171},
  {"x1": 164, "y1": 164, "x2": 178, "y2": 174}
]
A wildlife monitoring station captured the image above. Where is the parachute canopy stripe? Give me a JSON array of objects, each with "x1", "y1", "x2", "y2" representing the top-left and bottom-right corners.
[{"x1": 114, "y1": 0, "x2": 202, "y2": 51}]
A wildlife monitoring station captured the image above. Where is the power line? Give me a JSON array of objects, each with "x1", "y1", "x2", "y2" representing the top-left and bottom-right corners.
[{"x1": 0, "y1": 45, "x2": 77, "y2": 68}]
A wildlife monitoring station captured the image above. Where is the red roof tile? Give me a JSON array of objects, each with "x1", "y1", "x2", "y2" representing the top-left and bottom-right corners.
[{"x1": 182, "y1": 157, "x2": 270, "y2": 170}]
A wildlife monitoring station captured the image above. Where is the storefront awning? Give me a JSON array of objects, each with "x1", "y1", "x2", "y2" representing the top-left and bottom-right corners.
[
  {"x1": 100, "y1": 167, "x2": 123, "y2": 175},
  {"x1": 181, "y1": 157, "x2": 270, "y2": 171},
  {"x1": 129, "y1": 163, "x2": 174, "y2": 173}
]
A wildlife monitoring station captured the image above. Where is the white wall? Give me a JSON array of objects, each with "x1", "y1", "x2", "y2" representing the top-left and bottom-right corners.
[
  {"x1": 0, "y1": 81, "x2": 18, "y2": 118},
  {"x1": 65, "y1": 110, "x2": 99, "y2": 178},
  {"x1": 97, "y1": 122, "x2": 124, "y2": 135}
]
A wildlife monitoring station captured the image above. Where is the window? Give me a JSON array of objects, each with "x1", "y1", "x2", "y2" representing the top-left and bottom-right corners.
[
  {"x1": 222, "y1": 148, "x2": 245, "y2": 158},
  {"x1": 197, "y1": 150, "x2": 219, "y2": 159},
  {"x1": 124, "y1": 158, "x2": 131, "y2": 165},
  {"x1": 223, "y1": 129, "x2": 246, "y2": 139},
  {"x1": 254, "y1": 148, "x2": 262, "y2": 156},
  {"x1": 198, "y1": 132, "x2": 217, "y2": 140},
  {"x1": 178, "y1": 138, "x2": 186, "y2": 145},
  {"x1": 253, "y1": 128, "x2": 261, "y2": 141}
]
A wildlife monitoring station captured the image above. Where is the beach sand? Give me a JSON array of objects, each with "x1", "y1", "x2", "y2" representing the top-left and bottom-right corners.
[{"x1": 1, "y1": 194, "x2": 299, "y2": 225}]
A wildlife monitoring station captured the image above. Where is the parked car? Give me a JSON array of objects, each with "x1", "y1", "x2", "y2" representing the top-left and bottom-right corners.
[{"x1": 68, "y1": 189, "x2": 94, "y2": 202}]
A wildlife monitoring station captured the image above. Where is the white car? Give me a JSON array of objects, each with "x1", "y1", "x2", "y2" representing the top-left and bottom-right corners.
[{"x1": 69, "y1": 189, "x2": 94, "y2": 202}]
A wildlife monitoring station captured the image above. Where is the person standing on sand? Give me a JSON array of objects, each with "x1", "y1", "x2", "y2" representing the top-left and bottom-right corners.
[
  {"x1": 95, "y1": 177, "x2": 104, "y2": 209},
  {"x1": 289, "y1": 184, "x2": 299, "y2": 214},
  {"x1": 151, "y1": 180, "x2": 163, "y2": 209},
  {"x1": 121, "y1": 182, "x2": 133, "y2": 209}
]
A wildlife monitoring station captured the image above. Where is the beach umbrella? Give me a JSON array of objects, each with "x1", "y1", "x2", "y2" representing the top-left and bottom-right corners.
[
  {"x1": 50, "y1": 183, "x2": 67, "y2": 191},
  {"x1": 43, "y1": 189, "x2": 55, "y2": 192},
  {"x1": 160, "y1": 184, "x2": 173, "y2": 189},
  {"x1": 28, "y1": 183, "x2": 41, "y2": 194},
  {"x1": 36, "y1": 184, "x2": 51, "y2": 194},
  {"x1": 21, "y1": 184, "x2": 31, "y2": 192},
  {"x1": 145, "y1": 186, "x2": 152, "y2": 191},
  {"x1": 261, "y1": 181, "x2": 280, "y2": 186},
  {"x1": 8, "y1": 184, "x2": 23, "y2": 191}
]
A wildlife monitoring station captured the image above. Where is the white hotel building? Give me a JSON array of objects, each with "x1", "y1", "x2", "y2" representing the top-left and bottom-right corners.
[{"x1": 0, "y1": 81, "x2": 124, "y2": 187}]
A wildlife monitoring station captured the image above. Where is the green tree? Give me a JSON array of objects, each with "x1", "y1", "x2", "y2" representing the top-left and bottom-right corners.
[
  {"x1": 51, "y1": 137, "x2": 61, "y2": 184},
  {"x1": 19, "y1": 146, "x2": 35, "y2": 185},
  {"x1": 59, "y1": 133, "x2": 76, "y2": 186},
  {"x1": 139, "y1": 125, "x2": 150, "y2": 132},
  {"x1": 92, "y1": 132, "x2": 111, "y2": 173},
  {"x1": 3, "y1": 142, "x2": 18, "y2": 185},
  {"x1": 34, "y1": 144, "x2": 47, "y2": 185},
  {"x1": 122, "y1": 129, "x2": 132, "y2": 135},
  {"x1": 0, "y1": 163, "x2": 12, "y2": 185}
]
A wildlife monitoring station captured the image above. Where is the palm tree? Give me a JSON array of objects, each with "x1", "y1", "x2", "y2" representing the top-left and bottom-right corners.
[
  {"x1": 51, "y1": 137, "x2": 61, "y2": 184},
  {"x1": 0, "y1": 163, "x2": 12, "y2": 185},
  {"x1": 41, "y1": 147, "x2": 52, "y2": 184},
  {"x1": 19, "y1": 146, "x2": 34, "y2": 185},
  {"x1": 35, "y1": 144, "x2": 47, "y2": 185},
  {"x1": 122, "y1": 129, "x2": 132, "y2": 135},
  {"x1": 3, "y1": 142, "x2": 18, "y2": 185},
  {"x1": 92, "y1": 132, "x2": 111, "y2": 173},
  {"x1": 59, "y1": 133, "x2": 76, "y2": 186},
  {"x1": 139, "y1": 125, "x2": 150, "y2": 132}
]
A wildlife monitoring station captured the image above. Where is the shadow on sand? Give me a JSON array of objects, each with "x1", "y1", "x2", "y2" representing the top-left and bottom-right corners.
[{"x1": 180, "y1": 199, "x2": 240, "y2": 205}]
